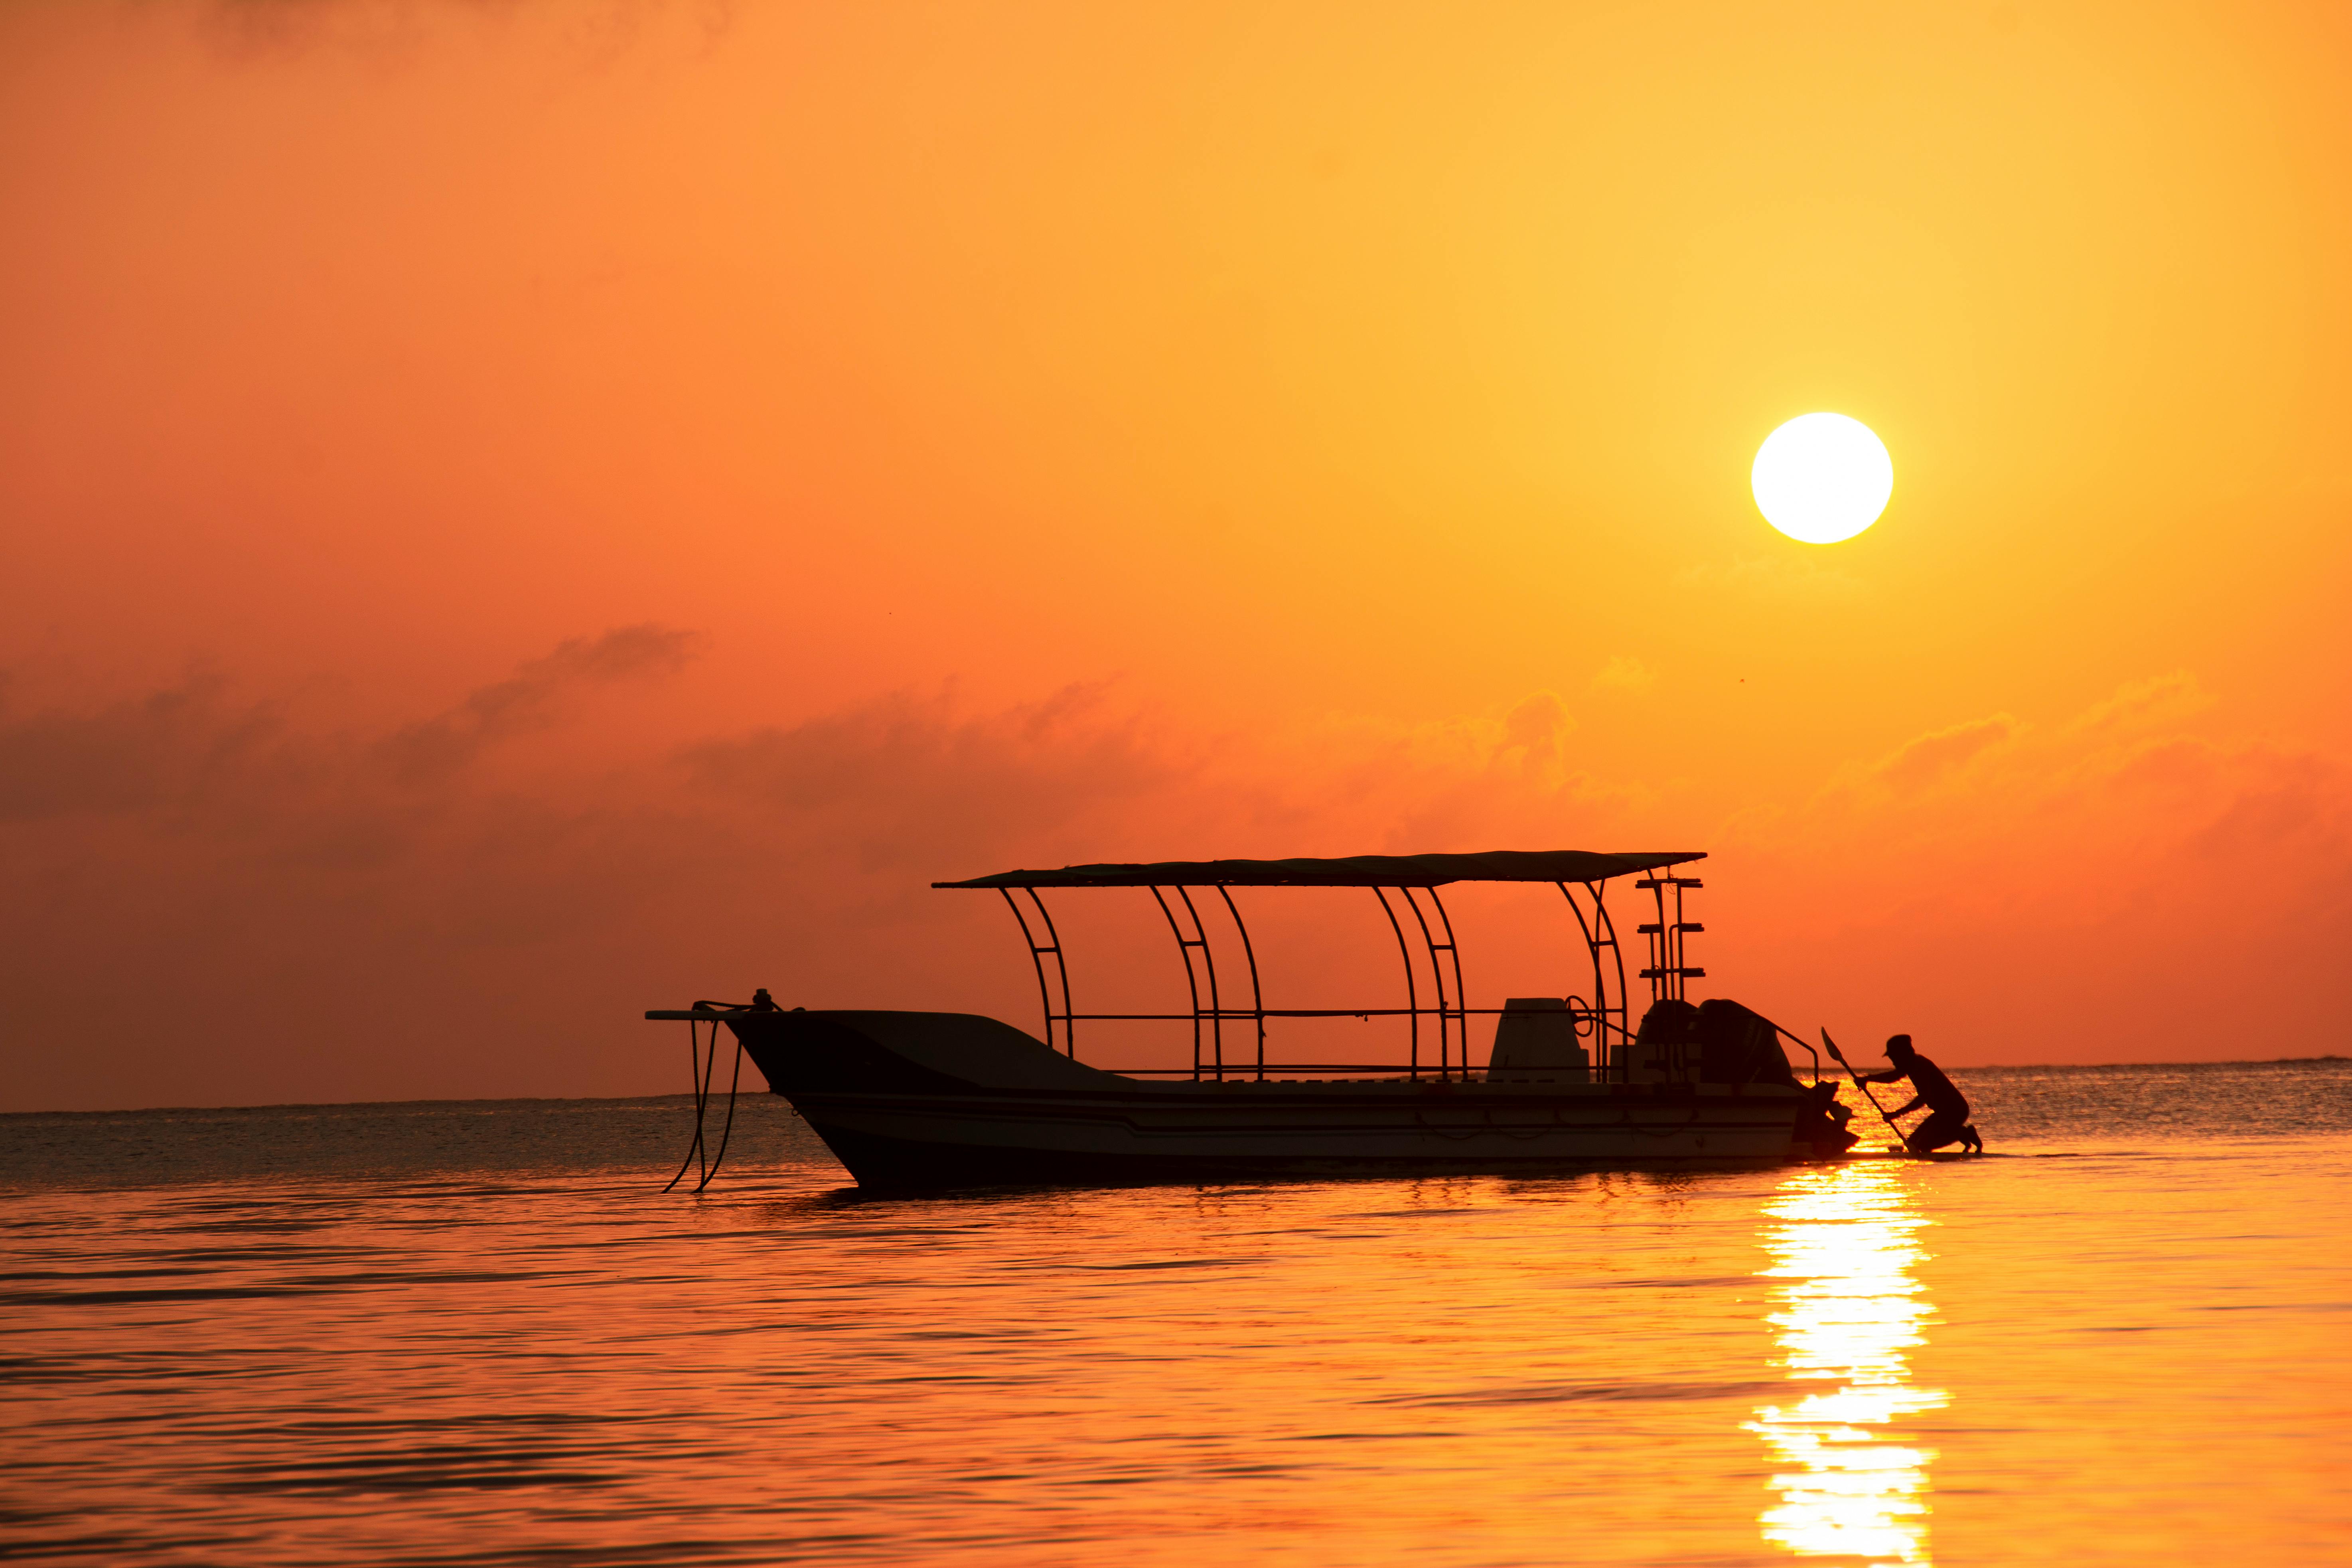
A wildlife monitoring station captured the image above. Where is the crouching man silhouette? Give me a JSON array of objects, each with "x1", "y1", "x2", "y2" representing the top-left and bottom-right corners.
[{"x1": 1862, "y1": 1034, "x2": 1983, "y2": 1154}]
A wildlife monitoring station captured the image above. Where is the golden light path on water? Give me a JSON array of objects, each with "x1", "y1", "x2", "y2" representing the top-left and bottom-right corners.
[{"x1": 1750, "y1": 1162, "x2": 1949, "y2": 1566}]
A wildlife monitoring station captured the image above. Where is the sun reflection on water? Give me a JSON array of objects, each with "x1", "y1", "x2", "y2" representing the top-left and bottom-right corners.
[{"x1": 1749, "y1": 1162, "x2": 1948, "y2": 1566}]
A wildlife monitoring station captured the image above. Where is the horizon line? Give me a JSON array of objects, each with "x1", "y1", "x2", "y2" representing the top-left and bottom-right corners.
[{"x1": 7, "y1": 1055, "x2": 2345, "y2": 1118}]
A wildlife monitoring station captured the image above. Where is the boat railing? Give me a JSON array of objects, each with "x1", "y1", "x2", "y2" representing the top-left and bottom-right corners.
[{"x1": 1045, "y1": 998, "x2": 1649, "y2": 1084}]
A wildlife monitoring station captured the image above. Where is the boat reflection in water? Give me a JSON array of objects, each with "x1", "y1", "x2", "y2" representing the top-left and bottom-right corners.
[{"x1": 1749, "y1": 1162, "x2": 1949, "y2": 1566}]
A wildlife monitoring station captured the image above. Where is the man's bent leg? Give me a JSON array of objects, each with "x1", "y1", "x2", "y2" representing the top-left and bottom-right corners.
[{"x1": 1906, "y1": 1109, "x2": 1968, "y2": 1153}]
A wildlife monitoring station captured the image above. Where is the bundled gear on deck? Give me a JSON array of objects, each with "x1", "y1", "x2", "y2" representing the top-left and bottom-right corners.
[{"x1": 1634, "y1": 999, "x2": 1857, "y2": 1157}]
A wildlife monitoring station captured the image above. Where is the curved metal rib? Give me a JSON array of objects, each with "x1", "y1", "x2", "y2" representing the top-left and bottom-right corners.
[
  {"x1": 1178, "y1": 886, "x2": 1223, "y2": 1077},
  {"x1": 1148, "y1": 886, "x2": 1206, "y2": 1079},
  {"x1": 999, "y1": 886, "x2": 1076, "y2": 1055},
  {"x1": 1397, "y1": 886, "x2": 1467, "y2": 1077},
  {"x1": 1371, "y1": 887, "x2": 1421, "y2": 1079},
  {"x1": 1215, "y1": 886, "x2": 1267, "y2": 1080}
]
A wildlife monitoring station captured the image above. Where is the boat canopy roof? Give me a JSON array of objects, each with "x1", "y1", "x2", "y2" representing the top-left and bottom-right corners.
[{"x1": 933, "y1": 849, "x2": 1705, "y2": 890}]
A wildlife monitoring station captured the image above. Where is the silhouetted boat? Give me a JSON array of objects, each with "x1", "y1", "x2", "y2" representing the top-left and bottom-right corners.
[{"x1": 647, "y1": 850, "x2": 1854, "y2": 1190}]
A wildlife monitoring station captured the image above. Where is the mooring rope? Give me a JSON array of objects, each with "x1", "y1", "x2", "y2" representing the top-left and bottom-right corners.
[
  {"x1": 663, "y1": 1001, "x2": 752, "y2": 1193},
  {"x1": 700, "y1": 1028, "x2": 745, "y2": 1191},
  {"x1": 661, "y1": 1018, "x2": 712, "y2": 1193}
]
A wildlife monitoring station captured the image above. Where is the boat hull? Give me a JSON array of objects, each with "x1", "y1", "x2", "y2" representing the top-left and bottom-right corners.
[
  {"x1": 720, "y1": 1010, "x2": 1811, "y2": 1190},
  {"x1": 793, "y1": 1088, "x2": 1806, "y2": 1187}
]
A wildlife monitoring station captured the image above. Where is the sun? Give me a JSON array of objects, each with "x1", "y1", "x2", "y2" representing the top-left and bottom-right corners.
[{"x1": 1751, "y1": 413, "x2": 1893, "y2": 544}]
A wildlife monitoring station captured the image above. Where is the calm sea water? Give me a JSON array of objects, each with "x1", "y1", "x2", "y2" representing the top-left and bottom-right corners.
[{"x1": 5, "y1": 1061, "x2": 2348, "y2": 1566}]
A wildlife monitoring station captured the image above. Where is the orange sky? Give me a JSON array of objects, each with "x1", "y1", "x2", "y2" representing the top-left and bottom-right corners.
[{"x1": 4, "y1": 0, "x2": 2348, "y2": 1110}]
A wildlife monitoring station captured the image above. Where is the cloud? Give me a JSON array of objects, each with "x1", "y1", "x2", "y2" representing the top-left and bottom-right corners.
[
  {"x1": 2065, "y1": 670, "x2": 2213, "y2": 736},
  {"x1": 1871, "y1": 713, "x2": 2020, "y2": 793},
  {"x1": 379, "y1": 624, "x2": 703, "y2": 783},
  {"x1": 4, "y1": 648, "x2": 2345, "y2": 1108},
  {"x1": 0, "y1": 647, "x2": 1211, "y2": 1108},
  {"x1": 1718, "y1": 672, "x2": 2352, "y2": 1063},
  {"x1": 191, "y1": 0, "x2": 739, "y2": 67},
  {"x1": 2183, "y1": 746, "x2": 2349, "y2": 863},
  {"x1": 1499, "y1": 692, "x2": 1574, "y2": 776},
  {"x1": 679, "y1": 682, "x2": 1186, "y2": 874},
  {"x1": 0, "y1": 670, "x2": 281, "y2": 821},
  {"x1": 0, "y1": 626, "x2": 709, "y2": 920}
]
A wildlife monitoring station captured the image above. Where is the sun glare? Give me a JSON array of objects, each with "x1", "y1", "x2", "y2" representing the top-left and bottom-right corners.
[{"x1": 1752, "y1": 413, "x2": 1894, "y2": 544}]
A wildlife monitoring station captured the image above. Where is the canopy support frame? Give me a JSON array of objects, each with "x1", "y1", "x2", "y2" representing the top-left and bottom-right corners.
[
  {"x1": 998, "y1": 886, "x2": 1077, "y2": 1056},
  {"x1": 1215, "y1": 887, "x2": 1268, "y2": 1081},
  {"x1": 1369, "y1": 888, "x2": 1423, "y2": 1078},
  {"x1": 1400, "y1": 886, "x2": 1468, "y2": 1079},
  {"x1": 1556, "y1": 880, "x2": 1632, "y2": 1081},
  {"x1": 1367, "y1": 886, "x2": 1469, "y2": 1079},
  {"x1": 965, "y1": 854, "x2": 1708, "y2": 1081},
  {"x1": 1149, "y1": 886, "x2": 1225, "y2": 1081}
]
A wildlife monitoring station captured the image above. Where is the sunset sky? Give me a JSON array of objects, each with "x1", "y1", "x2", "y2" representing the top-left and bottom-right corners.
[{"x1": 5, "y1": 0, "x2": 2348, "y2": 1110}]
